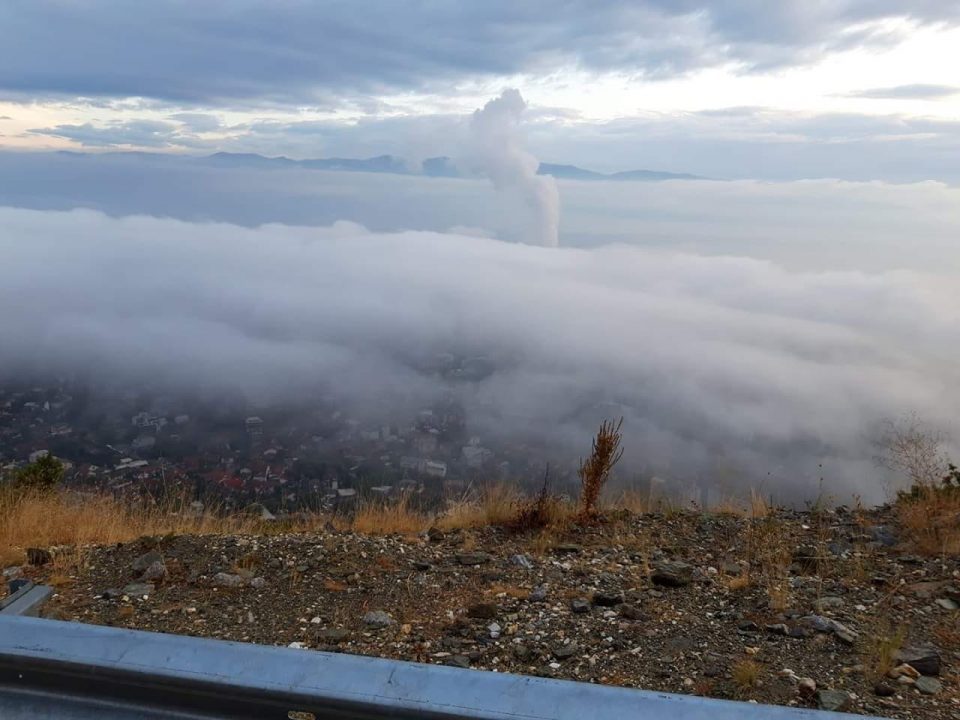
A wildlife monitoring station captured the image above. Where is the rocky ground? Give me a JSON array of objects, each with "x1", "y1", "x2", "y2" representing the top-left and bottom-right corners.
[{"x1": 9, "y1": 507, "x2": 960, "y2": 718}]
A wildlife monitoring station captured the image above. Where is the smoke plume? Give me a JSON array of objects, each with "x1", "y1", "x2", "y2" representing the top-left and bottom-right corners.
[{"x1": 463, "y1": 89, "x2": 560, "y2": 247}]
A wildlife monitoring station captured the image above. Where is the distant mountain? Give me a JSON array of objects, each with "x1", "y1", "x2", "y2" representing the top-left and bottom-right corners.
[{"x1": 58, "y1": 150, "x2": 708, "y2": 181}]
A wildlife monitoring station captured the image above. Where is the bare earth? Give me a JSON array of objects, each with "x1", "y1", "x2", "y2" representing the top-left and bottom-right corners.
[{"x1": 19, "y1": 508, "x2": 960, "y2": 718}]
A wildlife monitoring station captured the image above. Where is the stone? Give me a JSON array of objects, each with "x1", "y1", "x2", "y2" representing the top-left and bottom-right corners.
[
  {"x1": 765, "y1": 623, "x2": 789, "y2": 636},
  {"x1": 869, "y1": 525, "x2": 898, "y2": 547},
  {"x1": 651, "y1": 561, "x2": 693, "y2": 587},
  {"x1": 513, "y1": 644, "x2": 532, "y2": 661},
  {"x1": 2, "y1": 566, "x2": 23, "y2": 580},
  {"x1": 249, "y1": 576, "x2": 268, "y2": 589},
  {"x1": 467, "y1": 603, "x2": 498, "y2": 619},
  {"x1": 894, "y1": 644, "x2": 941, "y2": 676},
  {"x1": 935, "y1": 598, "x2": 959, "y2": 611},
  {"x1": 131, "y1": 551, "x2": 163, "y2": 573},
  {"x1": 211, "y1": 572, "x2": 244, "y2": 588},
  {"x1": 814, "y1": 596, "x2": 844, "y2": 611},
  {"x1": 447, "y1": 655, "x2": 471, "y2": 668},
  {"x1": 915, "y1": 676, "x2": 942, "y2": 695},
  {"x1": 570, "y1": 598, "x2": 590, "y2": 614},
  {"x1": 593, "y1": 591, "x2": 624, "y2": 607},
  {"x1": 553, "y1": 641, "x2": 579, "y2": 659},
  {"x1": 412, "y1": 561, "x2": 433, "y2": 572},
  {"x1": 456, "y1": 552, "x2": 493, "y2": 566},
  {"x1": 510, "y1": 554, "x2": 534, "y2": 570},
  {"x1": 797, "y1": 678, "x2": 817, "y2": 697},
  {"x1": 528, "y1": 585, "x2": 548, "y2": 602},
  {"x1": 139, "y1": 560, "x2": 167, "y2": 583},
  {"x1": 873, "y1": 682, "x2": 896, "y2": 697},
  {"x1": 619, "y1": 604, "x2": 644, "y2": 620},
  {"x1": 798, "y1": 615, "x2": 858, "y2": 642},
  {"x1": 816, "y1": 690, "x2": 852, "y2": 712},
  {"x1": 26, "y1": 547, "x2": 52, "y2": 566},
  {"x1": 426, "y1": 527, "x2": 445, "y2": 542},
  {"x1": 488, "y1": 622, "x2": 501, "y2": 639},
  {"x1": 318, "y1": 627, "x2": 349, "y2": 643},
  {"x1": 552, "y1": 543, "x2": 582, "y2": 555},
  {"x1": 889, "y1": 664, "x2": 919, "y2": 679},
  {"x1": 121, "y1": 582, "x2": 154, "y2": 597},
  {"x1": 362, "y1": 610, "x2": 395, "y2": 629}
]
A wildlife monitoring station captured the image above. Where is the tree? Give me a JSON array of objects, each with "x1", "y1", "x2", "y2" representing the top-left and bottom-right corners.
[{"x1": 15, "y1": 454, "x2": 65, "y2": 490}]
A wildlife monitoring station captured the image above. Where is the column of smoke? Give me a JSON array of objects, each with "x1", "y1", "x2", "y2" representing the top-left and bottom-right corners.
[{"x1": 465, "y1": 89, "x2": 560, "y2": 247}]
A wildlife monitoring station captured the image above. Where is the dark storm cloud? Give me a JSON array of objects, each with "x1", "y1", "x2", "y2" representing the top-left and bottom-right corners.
[{"x1": 2, "y1": 1, "x2": 959, "y2": 104}]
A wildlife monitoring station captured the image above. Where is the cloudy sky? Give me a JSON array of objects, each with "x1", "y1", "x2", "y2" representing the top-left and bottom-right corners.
[
  {"x1": 1, "y1": 2, "x2": 958, "y2": 502},
  {"x1": 2, "y1": 1, "x2": 960, "y2": 180}
]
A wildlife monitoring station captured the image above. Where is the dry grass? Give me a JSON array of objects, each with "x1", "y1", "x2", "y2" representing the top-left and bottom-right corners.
[
  {"x1": 578, "y1": 418, "x2": 624, "y2": 518},
  {"x1": 0, "y1": 488, "x2": 267, "y2": 560},
  {"x1": 897, "y1": 485, "x2": 960, "y2": 555},
  {"x1": 864, "y1": 621, "x2": 907, "y2": 680},
  {"x1": 438, "y1": 484, "x2": 522, "y2": 530},
  {"x1": 350, "y1": 494, "x2": 430, "y2": 536},
  {"x1": 732, "y1": 659, "x2": 762, "y2": 691}
]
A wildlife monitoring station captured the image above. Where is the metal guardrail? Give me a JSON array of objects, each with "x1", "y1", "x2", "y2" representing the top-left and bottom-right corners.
[
  {"x1": 0, "y1": 606, "x2": 887, "y2": 720},
  {"x1": 0, "y1": 581, "x2": 53, "y2": 617}
]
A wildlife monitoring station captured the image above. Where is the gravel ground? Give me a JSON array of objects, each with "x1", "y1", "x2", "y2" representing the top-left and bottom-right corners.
[{"x1": 14, "y1": 507, "x2": 960, "y2": 719}]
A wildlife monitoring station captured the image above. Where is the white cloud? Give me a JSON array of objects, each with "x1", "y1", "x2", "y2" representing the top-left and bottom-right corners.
[{"x1": 2, "y1": 207, "x2": 957, "y2": 503}]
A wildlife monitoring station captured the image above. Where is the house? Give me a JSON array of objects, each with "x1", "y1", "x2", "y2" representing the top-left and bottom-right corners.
[{"x1": 421, "y1": 460, "x2": 447, "y2": 478}]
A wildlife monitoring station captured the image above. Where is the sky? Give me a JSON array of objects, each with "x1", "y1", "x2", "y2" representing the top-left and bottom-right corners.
[
  {"x1": 2, "y1": 1, "x2": 960, "y2": 181},
  {"x1": 1, "y1": 2, "x2": 958, "y2": 502}
]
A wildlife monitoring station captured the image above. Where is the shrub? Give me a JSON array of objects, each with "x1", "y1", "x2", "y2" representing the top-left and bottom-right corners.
[
  {"x1": 13, "y1": 454, "x2": 64, "y2": 491},
  {"x1": 577, "y1": 418, "x2": 623, "y2": 518}
]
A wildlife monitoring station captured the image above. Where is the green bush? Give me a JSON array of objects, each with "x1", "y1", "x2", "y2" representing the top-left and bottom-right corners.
[{"x1": 13, "y1": 454, "x2": 65, "y2": 490}]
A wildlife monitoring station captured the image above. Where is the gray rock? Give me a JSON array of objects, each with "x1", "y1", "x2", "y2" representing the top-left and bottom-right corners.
[
  {"x1": 412, "y1": 561, "x2": 433, "y2": 572},
  {"x1": 651, "y1": 561, "x2": 693, "y2": 587},
  {"x1": 765, "y1": 623, "x2": 789, "y2": 636},
  {"x1": 2, "y1": 566, "x2": 23, "y2": 580},
  {"x1": 26, "y1": 547, "x2": 52, "y2": 566},
  {"x1": 362, "y1": 610, "x2": 395, "y2": 629},
  {"x1": 816, "y1": 689, "x2": 852, "y2": 712},
  {"x1": 318, "y1": 627, "x2": 349, "y2": 643},
  {"x1": 814, "y1": 596, "x2": 844, "y2": 611},
  {"x1": 447, "y1": 655, "x2": 471, "y2": 668},
  {"x1": 869, "y1": 525, "x2": 898, "y2": 547},
  {"x1": 510, "y1": 554, "x2": 534, "y2": 570},
  {"x1": 915, "y1": 676, "x2": 942, "y2": 695},
  {"x1": 894, "y1": 644, "x2": 941, "y2": 676},
  {"x1": 121, "y1": 582, "x2": 154, "y2": 597},
  {"x1": 456, "y1": 552, "x2": 493, "y2": 566},
  {"x1": 249, "y1": 576, "x2": 268, "y2": 589},
  {"x1": 103, "y1": 588, "x2": 124, "y2": 599},
  {"x1": 593, "y1": 591, "x2": 624, "y2": 607},
  {"x1": 513, "y1": 645, "x2": 532, "y2": 661},
  {"x1": 426, "y1": 527, "x2": 445, "y2": 542},
  {"x1": 528, "y1": 585, "x2": 548, "y2": 602},
  {"x1": 799, "y1": 614, "x2": 858, "y2": 642},
  {"x1": 553, "y1": 641, "x2": 579, "y2": 659},
  {"x1": 211, "y1": 572, "x2": 244, "y2": 588},
  {"x1": 619, "y1": 604, "x2": 644, "y2": 620},
  {"x1": 488, "y1": 622, "x2": 501, "y2": 639},
  {"x1": 139, "y1": 560, "x2": 167, "y2": 583},
  {"x1": 553, "y1": 543, "x2": 582, "y2": 554},
  {"x1": 131, "y1": 551, "x2": 163, "y2": 573},
  {"x1": 935, "y1": 598, "x2": 959, "y2": 611},
  {"x1": 570, "y1": 598, "x2": 590, "y2": 614}
]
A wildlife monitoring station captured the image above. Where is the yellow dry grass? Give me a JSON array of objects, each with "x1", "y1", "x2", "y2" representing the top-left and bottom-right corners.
[
  {"x1": 0, "y1": 488, "x2": 266, "y2": 559},
  {"x1": 897, "y1": 485, "x2": 960, "y2": 556}
]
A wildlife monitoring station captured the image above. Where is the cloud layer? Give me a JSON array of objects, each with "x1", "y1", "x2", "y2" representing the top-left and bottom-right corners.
[
  {"x1": 3, "y1": 2, "x2": 959, "y2": 103},
  {"x1": 2, "y1": 207, "x2": 957, "y2": 503}
]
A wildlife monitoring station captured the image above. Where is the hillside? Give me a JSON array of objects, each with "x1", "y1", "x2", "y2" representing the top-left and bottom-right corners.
[{"x1": 5, "y1": 492, "x2": 958, "y2": 719}]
